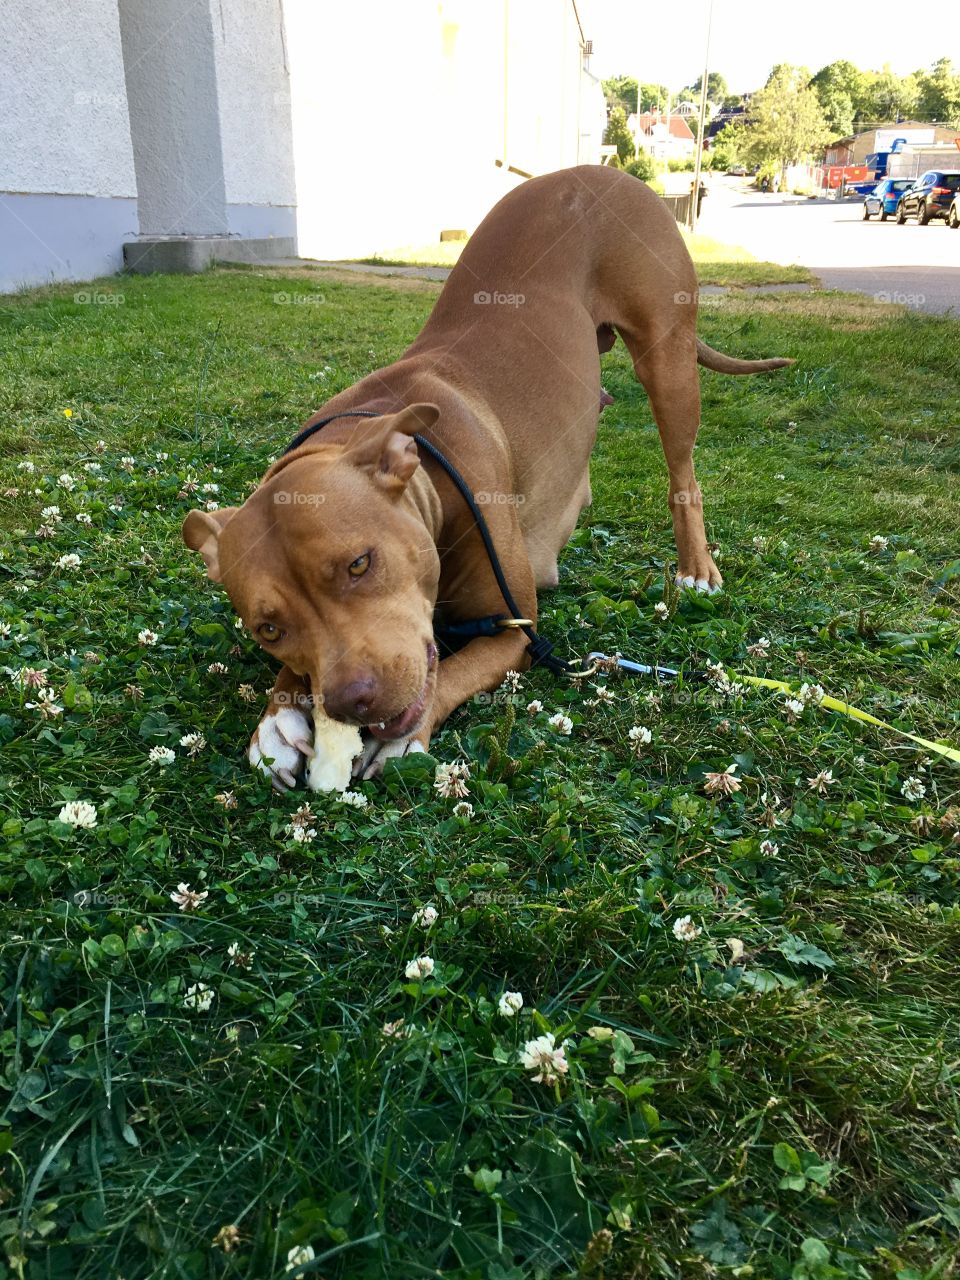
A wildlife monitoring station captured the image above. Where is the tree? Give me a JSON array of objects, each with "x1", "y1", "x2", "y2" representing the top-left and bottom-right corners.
[
  {"x1": 687, "y1": 71, "x2": 729, "y2": 104},
  {"x1": 742, "y1": 65, "x2": 831, "y2": 186},
  {"x1": 604, "y1": 106, "x2": 636, "y2": 163},
  {"x1": 602, "y1": 76, "x2": 638, "y2": 115},
  {"x1": 810, "y1": 59, "x2": 866, "y2": 126},
  {"x1": 639, "y1": 82, "x2": 668, "y2": 112},
  {"x1": 915, "y1": 57, "x2": 960, "y2": 125},
  {"x1": 709, "y1": 120, "x2": 749, "y2": 170},
  {"x1": 862, "y1": 65, "x2": 919, "y2": 124}
]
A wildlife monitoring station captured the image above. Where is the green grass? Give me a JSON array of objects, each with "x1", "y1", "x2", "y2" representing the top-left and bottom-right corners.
[
  {"x1": 342, "y1": 231, "x2": 815, "y2": 288},
  {"x1": 1, "y1": 268, "x2": 959, "y2": 1280}
]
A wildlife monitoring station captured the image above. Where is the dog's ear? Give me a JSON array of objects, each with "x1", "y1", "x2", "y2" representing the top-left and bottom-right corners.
[
  {"x1": 346, "y1": 403, "x2": 440, "y2": 493},
  {"x1": 182, "y1": 507, "x2": 237, "y2": 581}
]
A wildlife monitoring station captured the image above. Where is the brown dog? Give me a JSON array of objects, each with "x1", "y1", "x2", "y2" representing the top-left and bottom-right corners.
[{"x1": 183, "y1": 165, "x2": 791, "y2": 786}]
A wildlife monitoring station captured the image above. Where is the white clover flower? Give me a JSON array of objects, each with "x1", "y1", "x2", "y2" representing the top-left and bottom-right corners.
[
  {"x1": 75, "y1": 512, "x2": 92, "y2": 525},
  {"x1": 783, "y1": 697, "x2": 806, "y2": 722},
  {"x1": 526, "y1": 699, "x2": 543, "y2": 714},
  {"x1": 285, "y1": 823, "x2": 316, "y2": 844},
  {"x1": 55, "y1": 553, "x2": 81, "y2": 570},
  {"x1": 207, "y1": 661, "x2": 228, "y2": 675},
  {"x1": 94, "y1": 439, "x2": 107, "y2": 453},
  {"x1": 760, "y1": 839, "x2": 780, "y2": 856},
  {"x1": 404, "y1": 955, "x2": 435, "y2": 981},
  {"x1": 148, "y1": 745, "x2": 176, "y2": 766},
  {"x1": 434, "y1": 760, "x2": 470, "y2": 799},
  {"x1": 798, "y1": 682, "x2": 825, "y2": 706},
  {"x1": 170, "y1": 882, "x2": 208, "y2": 911},
  {"x1": 746, "y1": 637, "x2": 770, "y2": 656},
  {"x1": 520, "y1": 1033, "x2": 569, "y2": 1085},
  {"x1": 138, "y1": 629, "x2": 159, "y2": 646},
  {"x1": 17, "y1": 460, "x2": 36, "y2": 473},
  {"x1": 179, "y1": 732, "x2": 206, "y2": 756},
  {"x1": 201, "y1": 483, "x2": 219, "y2": 494},
  {"x1": 57, "y1": 474, "x2": 77, "y2": 491},
  {"x1": 381, "y1": 1018, "x2": 407, "y2": 1040},
  {"x1": 869, "y1": 535, "x2": 889, "y2": 553},
  {"x1": 452, "y1": 800, "x2": 473, "y2": 819},
  {"x1": 155, "y1": 451, "x2": 169, "y2": 462},
  {"x1": 654, "y1": 601, "x2": 669, "y2": 619},
  {"x1": 672, "y1": 914, "x2": 702, "y2": 942},
  {"x1": 628, "y1": 724, "x2": 652, "y2": 752},
  {"x1": 807, "y1": 769, "x2": 836, "y2": 795},
  {"x1": 501, "y1": 669, "x2": 522, "y2": 692},
  {"x1": 40, "y1": 505, "x2": 61, "y2": 521},
  {"x1": 547, "y1": 712, "x2": 573, "y2": 735},
  {"x1": 0, "y1": 623, "x2": 11, "y2": 639},
  {"x1": 83, "y1": 462, "x2": 102, "y2": 474},
  {"x1": 901, "y1": 776, "x2": 926, "y2": 802},
  {"x1": 26, "y1": 687, "x2": 63, "y2": 718},
  {"x1": 286, "y1": 1246, "x2": 315, "y2": 1271},
  {"x1": 120, "y1": 456, "x2": 136, "y2": 471},
  {"x1": 338, "y1": 789, "x2": 368, "y2": 809},
  {"x1": 183, "y1": 982, "x2": 214, "y2": 1013},
  {"x1": 704, "y1": 764, "x2": 741, "y2": 797},
  {"x1": 498, "y1": 991, "x2": 523, "y2": 1018},
  {"x1": 226, "y1": 941, "x2": 254, "y2": 969},
  {"x1": 57, "y1": 800, "x2": 98, "y2": 829},
  {"x1": 412, "y1": 904, "x2": 438, "y2": 929}
]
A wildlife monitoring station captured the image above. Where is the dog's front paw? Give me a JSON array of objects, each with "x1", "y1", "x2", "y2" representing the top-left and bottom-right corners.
[
  {"x1": 353, "y1": 733, "x2": 428, "y2": 781},
  {"x1": 249, "y1": 705, "x2": 313, "y2": 792}
]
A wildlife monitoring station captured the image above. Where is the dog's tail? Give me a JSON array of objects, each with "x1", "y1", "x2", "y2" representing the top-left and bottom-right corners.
[{"x1": 696, "y1": 338, "x2": 794, "y2": 375}]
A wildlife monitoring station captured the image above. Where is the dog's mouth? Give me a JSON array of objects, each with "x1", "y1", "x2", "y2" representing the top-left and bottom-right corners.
[{"x1": 366, "y1": 641, "x2": 437, "y2": 741}]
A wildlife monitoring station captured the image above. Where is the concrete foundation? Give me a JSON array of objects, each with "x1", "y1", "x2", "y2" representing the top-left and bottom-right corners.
[{"x1": 123, "y1": 235, "x2": 298, "y2": 274}]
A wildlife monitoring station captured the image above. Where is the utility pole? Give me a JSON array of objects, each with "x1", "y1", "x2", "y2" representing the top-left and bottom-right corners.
[{"x1": 688, "y1": 0, "x2": 715, "y2": 231}]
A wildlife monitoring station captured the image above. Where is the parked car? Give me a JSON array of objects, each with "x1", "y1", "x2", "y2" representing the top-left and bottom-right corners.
[
  {"x1": 862, "y1": 178, "x2": 914, "y2": 221},
  {"x1": 949, "y1": 197, "x2": 959, "y2": 230},
  {"x1": 895, "y1": 170, "x2": 960, "y2": 225},
  {"x1": 726, "y1": 165, "x2": 747, "y2": 176}
]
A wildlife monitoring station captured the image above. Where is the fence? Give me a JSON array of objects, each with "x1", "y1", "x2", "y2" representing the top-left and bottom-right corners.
[{"x1": 661, "y1": 193, "x2": 692, "y2": 224}]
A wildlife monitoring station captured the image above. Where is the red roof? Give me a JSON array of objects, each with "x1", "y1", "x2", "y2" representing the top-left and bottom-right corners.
[{"x1": 635, "y1": 111, "x2": 695, "y2": 141}]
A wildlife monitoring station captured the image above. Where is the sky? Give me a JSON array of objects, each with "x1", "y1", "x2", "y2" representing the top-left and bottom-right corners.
[{"x1": 578, "y1": 0, "x2": 960, "y2": 95}]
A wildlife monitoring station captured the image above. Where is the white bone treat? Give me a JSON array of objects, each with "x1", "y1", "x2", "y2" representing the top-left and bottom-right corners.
[{"x1": 305, "y1": 704, "x2": 364, "y2": 793}]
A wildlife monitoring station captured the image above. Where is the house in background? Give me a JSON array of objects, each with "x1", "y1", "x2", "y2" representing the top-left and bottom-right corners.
[
  {"x1": 824, "y1": 122, "x2": 959, "y2": 167},
  {"x1": 629, "y1": 111, "x2": 696, "y2": 163},
  {"x1": 0, "y1": 0, "x2": 605, "y2": 292}
]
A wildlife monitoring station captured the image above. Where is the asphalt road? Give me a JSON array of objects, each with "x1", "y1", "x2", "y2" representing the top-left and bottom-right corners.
[{"x1": 697, "y1": 176, "x2": 960, "y2": 315}]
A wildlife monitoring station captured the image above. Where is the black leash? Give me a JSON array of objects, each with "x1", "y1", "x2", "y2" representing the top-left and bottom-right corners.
[{"x1": 282, "y1": 410, "x2": 570, "y2": 674}]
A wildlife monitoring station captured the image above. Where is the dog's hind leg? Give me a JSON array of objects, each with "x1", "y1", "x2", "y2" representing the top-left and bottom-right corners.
[{"x1": 620, "y1": 329, "x2": 721, "y2": 593}]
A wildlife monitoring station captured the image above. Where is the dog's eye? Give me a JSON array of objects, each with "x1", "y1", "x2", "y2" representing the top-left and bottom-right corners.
[
  {"x1": 258, "y1": 622, "x2": 282, "y2": 642},
  {"x1": 348, "y1": 553, "x2": 371, "y2": 578}
]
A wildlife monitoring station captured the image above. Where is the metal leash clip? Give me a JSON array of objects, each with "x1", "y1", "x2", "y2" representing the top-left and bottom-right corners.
[{"x1": 583, "y1": 651, "x2": 683, "y2": 681}]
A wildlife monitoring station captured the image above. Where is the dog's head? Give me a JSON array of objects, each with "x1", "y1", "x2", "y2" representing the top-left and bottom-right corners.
[{"x1": 183, "y1": 405, "x2": 442, "y2": 740}]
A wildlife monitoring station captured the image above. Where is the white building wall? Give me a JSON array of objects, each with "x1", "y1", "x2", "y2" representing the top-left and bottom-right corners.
[
  {"x1": 0, "y1": 0, "x2": 138, "y2": 290},
  {"x1": 285, "y1": 0, "x2": 598, "y2": 261},
  {"x1": 212, "y1": 0, "x2": 297, "y2": 239}
]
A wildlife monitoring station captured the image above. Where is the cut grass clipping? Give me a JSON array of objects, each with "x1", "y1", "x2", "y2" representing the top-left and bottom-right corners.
[{"x1": 1, "y1": 268, "x2": 959, "y2": 1280}]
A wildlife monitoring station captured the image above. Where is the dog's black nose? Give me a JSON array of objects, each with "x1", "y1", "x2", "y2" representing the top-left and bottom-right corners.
[{"x1": 324, "y1": 674, "x2": 379, "y2": 722}]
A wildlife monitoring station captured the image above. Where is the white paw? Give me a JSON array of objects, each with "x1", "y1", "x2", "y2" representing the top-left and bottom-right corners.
[
  {"x1": 249, "y1": 705, "x2": 313, "y2": 792},
  {"x1": 676, "y1": 574, "x2": 696, "y2": 590},
  {"x1": 353, "y1": 734, "x2": 427, "y2": 781}
]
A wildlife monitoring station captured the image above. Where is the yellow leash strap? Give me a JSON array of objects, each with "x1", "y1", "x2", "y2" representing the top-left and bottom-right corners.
[{"x1": 735, "y1": 674, "x2": 960, "y2": 766}]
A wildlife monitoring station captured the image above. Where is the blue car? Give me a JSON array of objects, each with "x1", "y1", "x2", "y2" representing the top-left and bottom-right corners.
[{"x1": 862, "y1": 178, "x2": 914, "y2": 221}]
